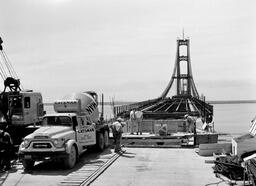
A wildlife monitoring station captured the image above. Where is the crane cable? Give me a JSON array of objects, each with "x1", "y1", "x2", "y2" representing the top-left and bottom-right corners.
[
  {"x1": 0, "y1": 56, "x2": 8, "y2": 80},
  {"x1": 1, "y1": 50, "x2": 24, "y2": 90},
  {"x1": 0, "y1": 37, "x2": 24, "y2": 90},
  {"x1": 0, "y1": 38, "x2": 7, "y2": 80},
  {"x1": 1, "y1": 50, "x2": 19, "y2": 79}
]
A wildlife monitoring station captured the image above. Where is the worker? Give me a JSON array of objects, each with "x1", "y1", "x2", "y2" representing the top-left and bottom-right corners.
[
  {"x1": 129, "y1": 109, "x2": 136, "y2": 135},
  {"x1": 196, "y1": 117, "x2": 208, "y2": 132},
  {"x1": 206, "y1": 114, "x2": 213, "y2": 124},
  {"x1": 207, "y1": 116, "x2": 215, "y2": 133},
  {"x1": 202, "y1": 120, "x2": 210, "y2": 132},
  {"x1": 135, "y1": 110, "x2": 143, "y2": 135},
  {"x1": 0, "y1": 125, "x2": 13, "y2": 171},
  {"x1": 111, "y1": 117, "x2": 125, "y2": 153},
  {"x1": 184, "y1": 114, "x2": 196, "y2": 133},
  {"x1": 200, "y1": 115, "x2": 215, "y2": 133},
  {"x1": 159, "y1": 124, "x2": 167, "y2": 136}
]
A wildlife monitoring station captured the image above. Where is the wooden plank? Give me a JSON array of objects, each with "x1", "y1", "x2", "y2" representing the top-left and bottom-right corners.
[
  {"x1": 199, "y1": 143, "x2": 231, "y2": 150},
  {"x1": 199, "y1": 149, "x2": 222, "y2": 156},
  {"x1": 198, "y1": 143, "x2": 232, "y2": 156}
]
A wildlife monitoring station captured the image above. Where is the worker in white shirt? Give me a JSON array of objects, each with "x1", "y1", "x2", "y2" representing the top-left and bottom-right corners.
[
  {"x1": 135, "y1": 110, "x2": 143, "y2": 135},
  {"x1": 129, "y1": 109, "x2": 136, "y2": 135},
  {"x1": 184, "y1": 114, "x2": 196, "y2": 133}
]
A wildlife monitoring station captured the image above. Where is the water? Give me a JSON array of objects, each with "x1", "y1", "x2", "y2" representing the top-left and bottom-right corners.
[
  {"x1": 44, "y1": 103, "x2": 256, "y2": 136},
  {"x1": 213, "y1": 103, "x2": 256, "y2": 135}
]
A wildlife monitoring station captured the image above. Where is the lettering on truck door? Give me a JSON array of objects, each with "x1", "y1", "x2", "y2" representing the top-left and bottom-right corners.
[{"x1": 77, "y1": 117, "x2": 96, "y2": 146}]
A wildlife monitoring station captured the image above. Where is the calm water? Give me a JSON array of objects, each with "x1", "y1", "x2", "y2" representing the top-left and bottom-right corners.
[
  {"x1": 44, "y1": 103, "x2": 256, "y2": 136},
  {"x1": 213, "y1": 103, "x2": 256, "y2": 135}
]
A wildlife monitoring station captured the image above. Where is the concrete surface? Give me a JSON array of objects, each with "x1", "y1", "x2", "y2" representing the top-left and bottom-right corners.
[
  {"x1": 1, "y1": 145, "x2": 239, "y2": 186},
  {"x1": 91, "y1": 148, "x2": 233, "y2": 186},
  {"x1": 0, "y1": 148, "x2": 115, "y2": 186}
]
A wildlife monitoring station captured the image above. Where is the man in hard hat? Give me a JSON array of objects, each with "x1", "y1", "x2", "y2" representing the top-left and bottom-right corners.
[
  {"x1": 184, "y1": 114, "x2": 196, "y2": 133},
  {"x1": 111, "y1": 117, "x2": 126, "y2": 153}
]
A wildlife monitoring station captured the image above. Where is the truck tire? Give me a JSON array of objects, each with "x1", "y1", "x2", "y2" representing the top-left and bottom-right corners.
[
  {"x1": 22, "y1": 159, "x2": 35, "y2": 170},
  {"x1": 64, "y1": 145, "x2": 77, "y2": 169},
  {"x1": 96, "y1": 133, "x2": 104, "y2": 151},
  {"x1": 104, "y1": 131, "x2": 109, "y2": 148}
]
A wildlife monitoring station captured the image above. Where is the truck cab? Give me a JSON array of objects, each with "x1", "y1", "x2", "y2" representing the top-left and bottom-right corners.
[{"x1": 19, "y1": 93, "x2": 109, "y2": 170}]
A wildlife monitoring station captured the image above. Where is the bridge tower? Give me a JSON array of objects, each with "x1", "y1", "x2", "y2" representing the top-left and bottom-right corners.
[
  {"x1": 161, "y1": 35, "x2": 199, "y2": 98},
  {"x1": 114, "y1": 34, "x2": 213, "y2": 121}
]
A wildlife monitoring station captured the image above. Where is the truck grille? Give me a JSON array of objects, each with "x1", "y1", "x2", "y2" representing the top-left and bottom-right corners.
[
  {"x1": 32, "y1": 143, "x2": 52, "y2": 149},
  {"x1": 34, "y1": 136, "x2": 49, "y2": 139}
]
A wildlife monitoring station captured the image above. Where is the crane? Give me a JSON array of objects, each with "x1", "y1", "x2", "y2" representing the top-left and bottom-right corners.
[{"x1": 0, "y1": 36, "x2": 44, "y2": 145}]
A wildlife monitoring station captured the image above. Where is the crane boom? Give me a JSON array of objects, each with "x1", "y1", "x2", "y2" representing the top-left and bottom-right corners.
[{"x1": 0, "y1": 37, "x2": 21, "y2": 92}]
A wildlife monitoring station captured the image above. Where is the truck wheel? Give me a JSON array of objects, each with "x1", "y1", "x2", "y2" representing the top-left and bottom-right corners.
[
  {"x1": 96, "y1": 133, "x2": 104, "y2": 151},
  {"x1": 64, "y1": 145, "x2": 77, "y2": 169},
  {"x1": 104, "y1": 131, "x2": 109, "y2": 148},
  {"x1": 22, "y1": 159, "x2": 35, "y2": 170}
]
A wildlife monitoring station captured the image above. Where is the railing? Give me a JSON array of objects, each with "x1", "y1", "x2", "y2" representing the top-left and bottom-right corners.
[{"x1": 114, "y1": 98, "x2": 160, "y2": 117}]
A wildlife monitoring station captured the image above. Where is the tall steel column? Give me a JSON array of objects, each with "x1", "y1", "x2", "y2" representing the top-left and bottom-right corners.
[{"x1": 161, "y1": 37, "x2": 199, "y2": 98}]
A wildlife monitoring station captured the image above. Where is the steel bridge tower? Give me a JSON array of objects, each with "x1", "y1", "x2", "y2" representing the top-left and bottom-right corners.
[
  {"x1": 114, "y1": 35, "x2": 213, "y2": 121},
  {"x1": 161, "y1": 36, "x2": 199, "y2": 98}
]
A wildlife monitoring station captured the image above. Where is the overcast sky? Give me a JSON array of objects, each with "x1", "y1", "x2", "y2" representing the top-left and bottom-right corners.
[{"x1": 0, "y1": 0, "x2": 255, "y2": 103}]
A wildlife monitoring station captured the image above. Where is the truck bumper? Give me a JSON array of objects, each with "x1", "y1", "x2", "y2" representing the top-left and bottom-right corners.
[{"x1": 19, "y1": 151, "x2": 68, "y2": 161}]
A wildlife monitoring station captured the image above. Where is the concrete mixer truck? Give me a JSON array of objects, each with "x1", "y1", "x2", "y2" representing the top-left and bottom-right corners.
[{"x1": 18, "y1": 91, "x2": 109, "y2": 169}]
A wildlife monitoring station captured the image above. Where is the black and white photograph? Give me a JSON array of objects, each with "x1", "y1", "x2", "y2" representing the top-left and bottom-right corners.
[{"x1": 0, "y1": 0, "x2": 255, "y2": 185}]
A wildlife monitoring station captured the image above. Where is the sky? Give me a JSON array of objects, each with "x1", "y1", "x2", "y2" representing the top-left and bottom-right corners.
[{"x1": 0, "y1": 0, "x2": 255, "y2": 103}]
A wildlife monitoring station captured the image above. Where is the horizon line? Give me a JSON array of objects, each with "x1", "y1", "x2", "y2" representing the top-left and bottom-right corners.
[{"x1": 44, "y1": 99, "x2": 256, "y2": 105}]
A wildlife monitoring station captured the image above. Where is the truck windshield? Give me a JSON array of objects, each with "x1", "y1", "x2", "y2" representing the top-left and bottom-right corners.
[{"x1": 42, "y1": 116, "x2": 72, "y2": 127}]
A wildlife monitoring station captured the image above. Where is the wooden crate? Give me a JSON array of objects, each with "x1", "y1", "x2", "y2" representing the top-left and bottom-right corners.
[
  {"x1": 196, "y1": 133, "x2": 218, "y2": 145},
  {"x1": 232, "y1": 133, "x2": 256, "y2": 157}
]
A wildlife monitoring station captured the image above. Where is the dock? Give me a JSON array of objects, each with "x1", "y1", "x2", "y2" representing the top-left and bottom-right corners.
[
  {"x1": 91, "y1": 148, "x2": 232, "y2": 186},
  {"x1": 1, "y1": 146, "x2": 235, "y2": 186}
]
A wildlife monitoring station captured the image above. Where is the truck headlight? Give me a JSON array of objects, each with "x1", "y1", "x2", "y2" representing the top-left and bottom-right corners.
[
  {"x1": 21, "y1": 139, "x2": 30, "y2": 149},
  {"x1": 52, "y1": 138, "x2": 65, "y2": 148}
]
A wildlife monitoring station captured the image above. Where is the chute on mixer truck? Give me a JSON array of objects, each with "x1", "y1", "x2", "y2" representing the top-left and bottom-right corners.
[{"x1": 19, "y1": 91, "x2": 109, "y2": 169}]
